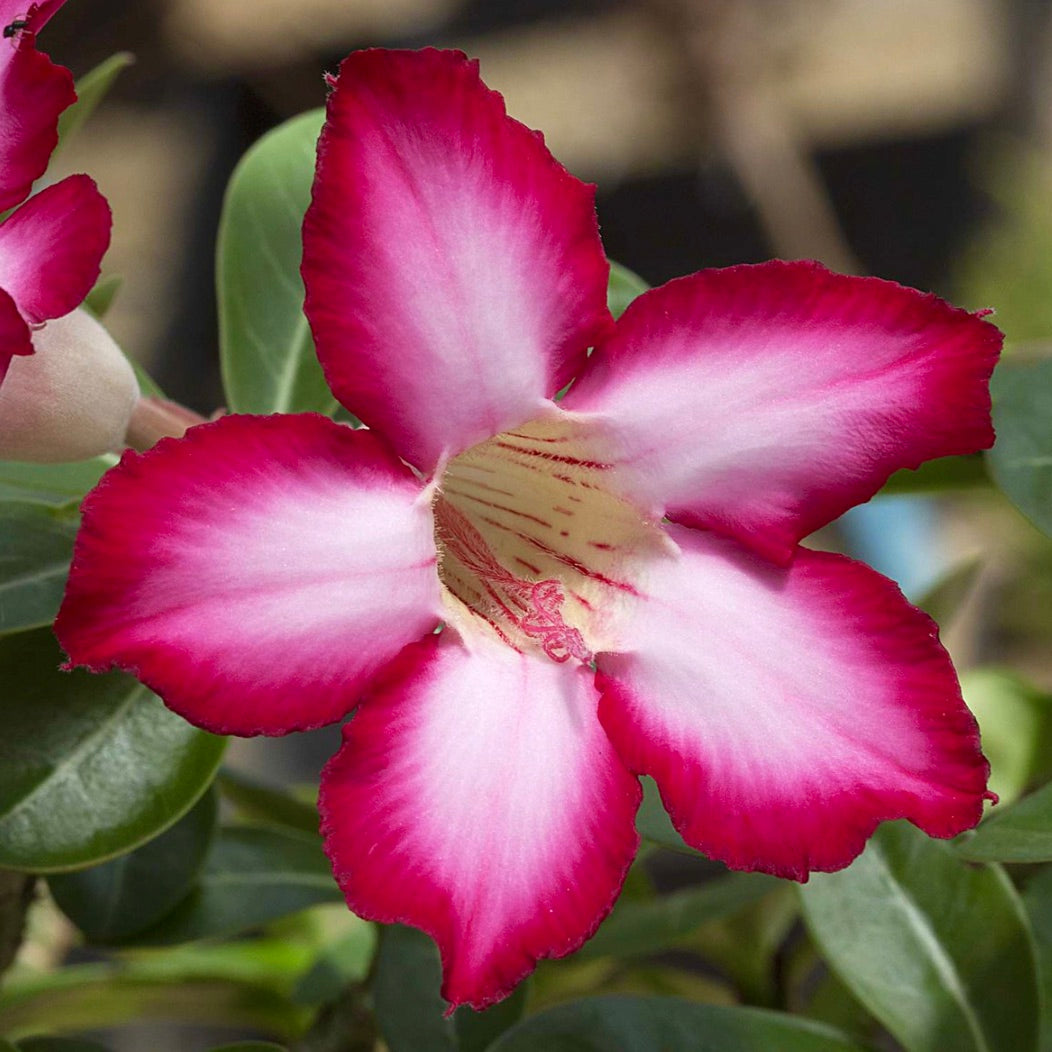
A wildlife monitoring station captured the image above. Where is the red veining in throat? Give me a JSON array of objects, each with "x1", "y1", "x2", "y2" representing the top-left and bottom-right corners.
[{"x1": 434, "y1": 496, "x2": 592, "y2": 663}]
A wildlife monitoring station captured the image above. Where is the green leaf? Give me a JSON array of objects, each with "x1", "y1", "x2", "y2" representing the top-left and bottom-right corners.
[
  {"x1": 82, "y1": 275, "x2": 122, "y2": 321},
  {"x1": 881, "y1": 453, "x2": 991, "y2": 494},
  {"x1": 0, "y1": 628, "x2": 225, "y2": 872},
  {"x1": 958, "y1": 781, "x2": 1052, "y2": 863},
  {"x1": 636, "y1": 776, "x2": 704, "y2": 856},
  {"x1": 0, "y1": 501, "x2": 78, "y2": 635},
  {"x1": 292, "y1": 924, "x2": 377, "y2": 1005},
  {"x1": 373, "y1": 925, "x2": 456, "y2": 1052},
  {"x1": 962, "y1": 667, "x2": 1052, "y2": 806},
  {"x1": 1021, "y1": 866, "x2": 1052, "y2": 1052},
  {"x1": 207, "y1": 1045, "x2": 287, "y2": 1051},
  {"x1": 577, "y1": 871, "x2": 780, "y2": 960},
  {"x1": 123, "y1": 825, "x2": 341, "y2": 945},
  {"x1": 987, "y1": 357, "x2": 1052, "y2": 537},
  {"x1": 0, "y1": 458, "x2": 113, "y2": 506},
  {"x1": 798, "y1": 821, "x2": 1039, "y2": 1052},
  {"x1": 607, "y1": 260, "x2": 649, "y2": 318},
  {"x1": 17, "y1": 1040, "x2": 112, "y2": 1051},
  {"x1": 0, "y1": 963, "x2": 305, "y2": 1038},
  {"x1": 217, "y1": 768, "x2": 319, "y2": 835},
  {"x1": 454, "y1": 988, "x2": 528, "y2": 1052},
  {"x1": 371, "y1": 923, "x2": 528, "y2": 1052},
  {"x1": 218, "y1": 109, "x2": 334, "y2": 415},
  {"x1": 49, "y1": 787, "x2": 218, "y2": 940},
  {"x1": 55, "y1": 52, "x2": 135, "y2": 151},
  {"x1": 490, "y1": 996, "x2": 863, "y2": 1051}
]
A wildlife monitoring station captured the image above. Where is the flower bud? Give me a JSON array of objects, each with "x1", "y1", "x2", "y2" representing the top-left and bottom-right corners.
[{"x1": 0, "y1": 308, "x2": 139, "y2": 462}]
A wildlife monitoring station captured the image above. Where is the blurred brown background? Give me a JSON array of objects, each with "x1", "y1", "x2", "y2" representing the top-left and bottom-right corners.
[{"x1": 42, "y1": 0, "x2": 1025, "y2": 406}]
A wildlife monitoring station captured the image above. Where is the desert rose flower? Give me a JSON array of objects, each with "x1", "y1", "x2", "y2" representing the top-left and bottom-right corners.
[{"x1": 57, "y1": 48, "x2": 1000, "y2": 1010}]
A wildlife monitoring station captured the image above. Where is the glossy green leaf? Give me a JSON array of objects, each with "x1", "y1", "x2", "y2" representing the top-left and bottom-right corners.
[
  {"x1": 607, "y1": 260, "x2": 649, "y2": 318},
  {"x1": 0, "y1": 458, "x2": 112, "y2": 506},
  {"x1": 0, "y1": 629, "x2": 225, "y2": 872},
  {"x1": 881, "y1": 453, "x2": 991, "y2": 494},
  {"x1": 959, "y1": 781, "x2": 1052, "y2": 862},
  {"x1": 373, "y1": 925, "x2": 456, "y2": 1052},
  {"x1": 55, "y1": 52, "x2": 135, "y2": 151},
  {"x1": 491, "y1": 996, "x2": 863, "y2": 1051},
  {"x1": 962, "y1": 667, "x2": 1052, "y2": 806},
  {"x1": 217, "y1": 768, "x2": 319, "y2": 835},
  {"x1": 49, "y1": 788, "x2": 218, "y2": 940},
  {"x1": 0, "y1": 501, "x2": 78, "y2": 635},
  {"x1": 798, "y1": 821, "x2": 1039, "y2": 1052},
  {"x1": 636, "y1": 777, "x2": 704, "y2": 856},
  {"x1": 987, "y1": 357, "x2": 1052, "y2": 537},
  {"x1": 577, "y1": 871, "x2": 780, "y2": 960},
  {"x1": 218, "y1": 109, "x2": 334, "y2": 415},
  {"x1": 123, "y1": 825, "x2": 341, "y2": 945}
]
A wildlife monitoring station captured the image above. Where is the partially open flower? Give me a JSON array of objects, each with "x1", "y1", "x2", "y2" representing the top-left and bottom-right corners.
[
  {"x1": 0, "y1": 307, "x2": 138, "y2": 461},
  {"x1": 0, "y1": 0, "x2": 113, "y2": 392}
]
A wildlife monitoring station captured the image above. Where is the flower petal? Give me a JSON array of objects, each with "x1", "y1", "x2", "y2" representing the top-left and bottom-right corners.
[
  {"x1": 563, "y1": 261, "x2": 1001, "y2": 564},
  {"x1": 596, "y1": 524, "x2": 991, "y2": 881},
  {"x1": 302, "y1": 47, "x2": 612, "y2": 473},
  {"x1": 320, "y1": 630, "x2": 640, "y2": 1010},
  {"x1": 0, "y1": 284, "x2": 32, "y2": 385},
  {"x1": 0, "y1": 175, "x2": 111, "y2": 323},
  {"x1": 0, "y1": 7, "x2": 74, "y2": 211},
  {"x1": 56, "y1": 414, "x2": 443, "y2": 736}
]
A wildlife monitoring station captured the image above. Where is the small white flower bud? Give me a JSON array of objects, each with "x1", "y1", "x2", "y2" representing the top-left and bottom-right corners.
[{"x1": 0, "y1": 308, "x2": 140, "y2": 463}]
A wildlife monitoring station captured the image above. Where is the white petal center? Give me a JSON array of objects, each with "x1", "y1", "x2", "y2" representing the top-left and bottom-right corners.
[{"x1": 435, "y1": 411, "x2": 668, "y2": 658}]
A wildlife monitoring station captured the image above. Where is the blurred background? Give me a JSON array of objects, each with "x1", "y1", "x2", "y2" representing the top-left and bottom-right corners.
[{"x1": 38, "y1": 0, "x2": 1052, "y2": 798}]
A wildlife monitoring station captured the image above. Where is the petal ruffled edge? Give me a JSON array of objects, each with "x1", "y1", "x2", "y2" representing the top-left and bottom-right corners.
[
  {"x1": 302, "y1": 47, "x2": 612, "y2": 473},
  {"x1": 564, "y1": 261, "x2": 1002, "y2": 565},
  {"x1": 595, "y1": 524, "x2": 991, "y2": 881},
  {"x1": 320, "y1": 630, "x2": 641, "y2": 1009},
  {"x1": 57, "y1": 413, "x2": 443, "y2": 736}
]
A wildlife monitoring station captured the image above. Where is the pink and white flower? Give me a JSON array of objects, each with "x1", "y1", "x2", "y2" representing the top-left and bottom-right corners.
[
  {"x1": 0, "y1": 0, "x2": 111, "y2": 387},
  {"x1": 57, "y1": 48, "x2": 1000, "y2": 1010}
]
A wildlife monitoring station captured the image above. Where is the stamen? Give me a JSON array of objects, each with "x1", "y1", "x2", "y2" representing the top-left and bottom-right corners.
[{"x1": 435, "y1": 496, "x2": 592, "y2": 663}]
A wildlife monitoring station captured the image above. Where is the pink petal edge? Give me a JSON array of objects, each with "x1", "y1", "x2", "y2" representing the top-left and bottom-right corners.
[
  {"x1": 0, "y1": 175, "x2": 111, "y2": 323},
  {"x1": 320, "y1": 630, "x2": 641, "y2": 1010},
  {"x1": 56, "y1": 413, "x2": 443, "y2": 736},
  {"x1": 564, "y1": 260, "x2": 1002, "y2": 565},
  {"x1": 302, "y1": 47, "x2": 612, "y2": 473},
  {"x1": 595, "y1": 524, "x2": 991, "y2": 881}
]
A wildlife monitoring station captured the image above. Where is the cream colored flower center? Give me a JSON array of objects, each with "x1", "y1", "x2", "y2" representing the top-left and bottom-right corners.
[{"x1": 434, "y1": 413, "x2": 665, "y2": 661}]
